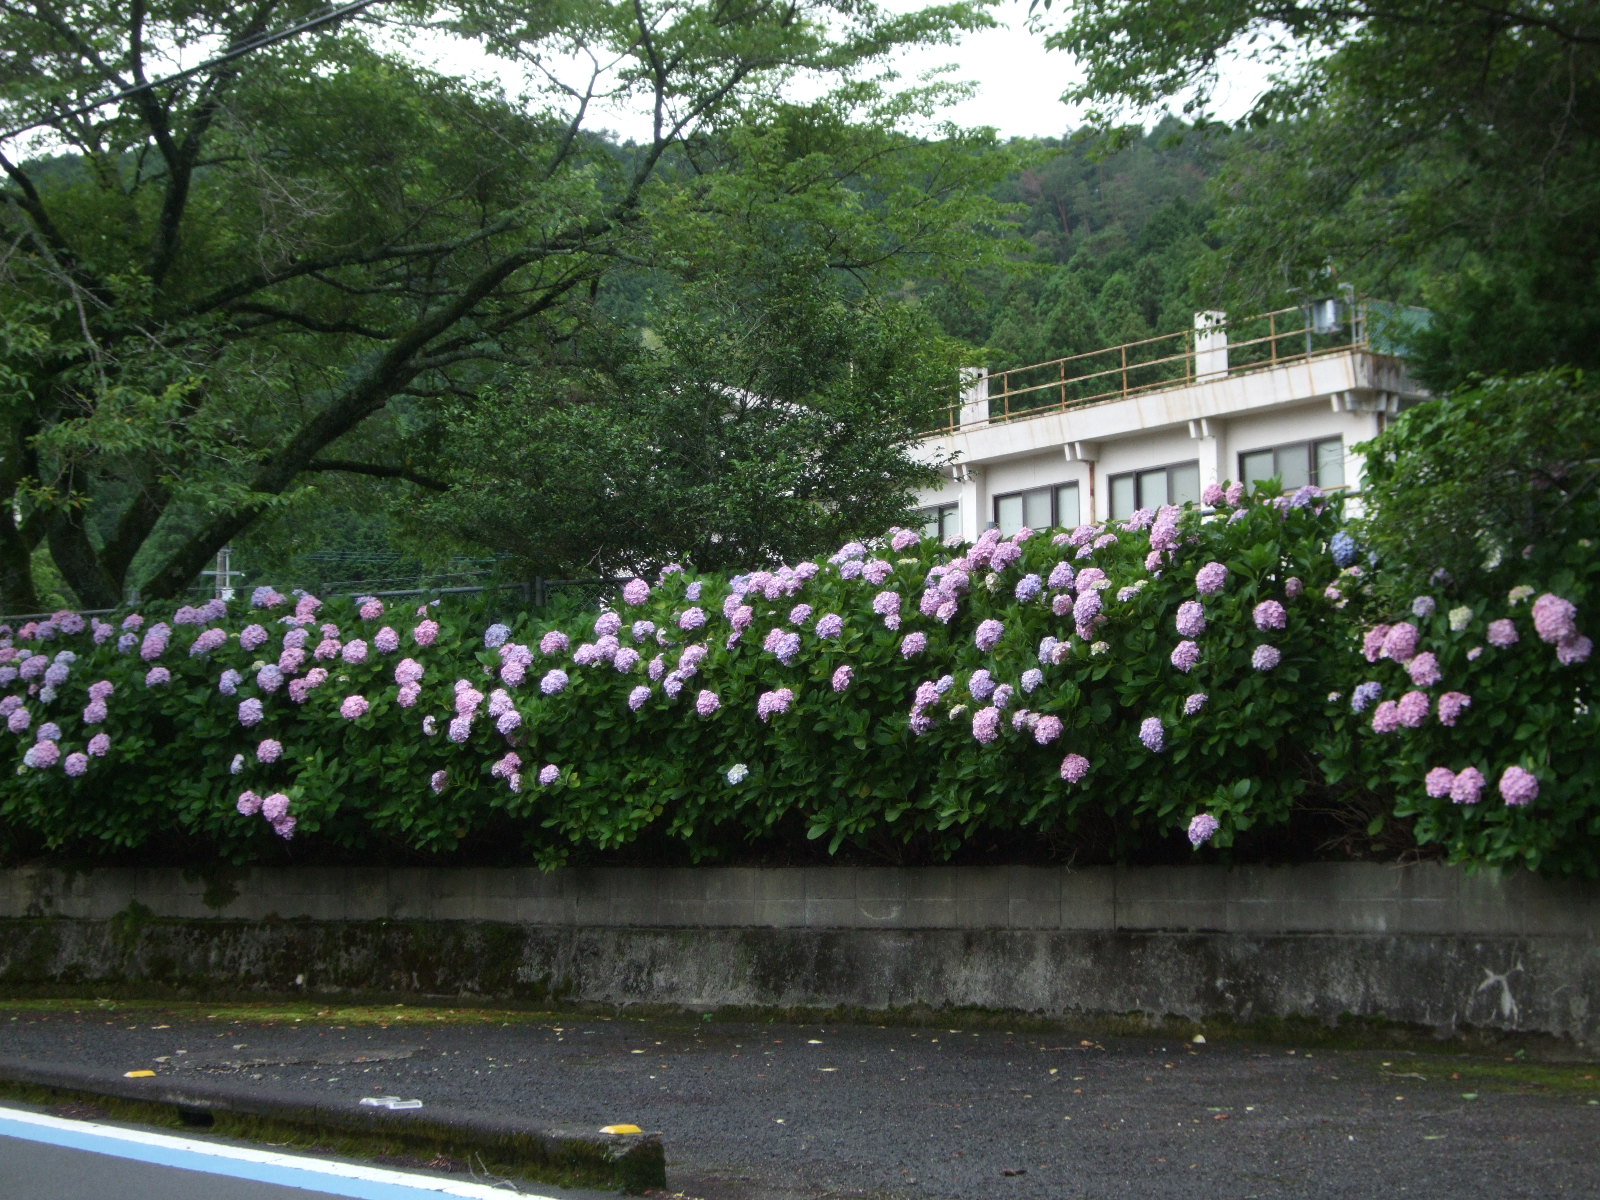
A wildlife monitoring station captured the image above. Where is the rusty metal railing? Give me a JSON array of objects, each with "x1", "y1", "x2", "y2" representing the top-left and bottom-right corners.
[{"x1": 926, "y1": 300, "x2": 1374, "y2": 435}]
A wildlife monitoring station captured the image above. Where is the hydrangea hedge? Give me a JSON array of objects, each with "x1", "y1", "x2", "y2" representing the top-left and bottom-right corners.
[{"x1": 0, "y1": 483, "x2": 1593, "y2": 874}]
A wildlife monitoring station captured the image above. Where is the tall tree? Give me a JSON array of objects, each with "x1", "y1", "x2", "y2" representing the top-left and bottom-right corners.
[
  {"x1": 0, "y1": 0, "x2": 1002, "y2": 610},
  {"x1": 1034, "y1": 0, "x2": 1600, "y2": 386}
]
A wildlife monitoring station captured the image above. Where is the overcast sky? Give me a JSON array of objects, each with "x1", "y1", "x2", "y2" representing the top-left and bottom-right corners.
[{"x1": 412, "y1": 0, "x2": 1273, "y2": 143}]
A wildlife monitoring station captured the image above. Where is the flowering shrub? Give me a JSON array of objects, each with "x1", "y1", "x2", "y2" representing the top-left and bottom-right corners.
[{"x1": 0, "y1": 476, "x2": 1594, "y2": 875}]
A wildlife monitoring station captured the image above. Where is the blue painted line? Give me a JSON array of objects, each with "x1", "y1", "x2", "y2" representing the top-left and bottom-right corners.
[{"x1": 0, "y1": 1107, "x2": 540, "y2": 1199}]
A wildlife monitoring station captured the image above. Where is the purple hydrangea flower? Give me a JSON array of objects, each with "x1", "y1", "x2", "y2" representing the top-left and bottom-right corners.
[
  {"x1": 340, "y1": 695, "x2": 369, "y2": 720},
  {"x1": 1371, "y1": 700, "x2": 1401, "y2": 733},
  {"x1": 238, "y1": 698, "x2": 264, "y2": 727},
  {"x1": 1450, "y1": 766, "x2": 1486, "y2": 804},
  {"x1": 1183, "y1": 693, "x2": 1208, "y2": 716},
  {"x1": 1396, "y1": 690, "x2": 1429, "y2": 727},
  {"x1": 87, "y1": 733, "x2": 110, "y2": 757},
  {"x1": 1351, "y1": 681, "x2": 1383, "y2": 712},
  {"x1": 82, "y1": 699, "x2": 108, "y2": 724},
  {"x1": 1438, "y1": 692, "x2": 1471, "y2": 726},
  {"x1": 831, "y1": 665, "x2": 854, "y2": 692},
  {"x1": 1412, "y1": 595, "x2": 1437, "y2": 619},
  {"x1": 412, "y1": 619, "x2": 440, "y2": 647},
  {"x1": 374, "y1": 626, "x2": 400, "y2": 654},
  {"x1": 1033, "y1": 714, "x2": 1063, "y2": 744},
  {"x1": 594, "y1": 612, "x2": 622, "y2": 640},
  {"x1": 971, "y1": 706, "x2": 1002, "y2": 743},
  {"x1": 1187, "y1": 813, "x2": 1219, "y2": 847},
  {"x1": 257, "y1": 738, "x2": 283, "y2": 763},
  {"x1": 1499, "y1": 766, "x2": 1539, "y2": 806},
  {"x1": 1175, "y1": 600, "x2": 1206, "y2": 638},
  {"x1": 1020, "y1": 668, "x2": 1044, "y2": 694},
  {"x1": 1139, "y1": 717, "x2": 1165, "y2": 753},
  {"x1": 1015, "y1": 574, "x2": 1043, "y2": 603},
  {"x1": 483, "y1": 623, "x2": 511, "y2": 649},
  {"x1": 623, "y1": 578, "x2": 650, "y2": 606},
  {"x1": 1169, "y1": 640, "x2": 1200, "y2": 673},
  {"x1": 447, "y1": 715, "x2": 472, "y2": 743},
  {"x1": 891, "y1": 527, "x2": 921, "y2": 552},
  {"x1": 430, "y1": 770, "x2": 448, "y2": 794},
  {"x1": 756, "y1": 688, "x2": 794, "y2": 721},
  {"x1": 1486, "y1": 619, "x2": 1518, "y2": 648},
  {"x1": 1532, "y1": 594, "x2": 1578, "y2": 643},
  {"x1": 1381, "y1": 622, "x2": 1420, "y2": 662},
  {"x1": 359, "y1": 597, "x2": 384, "y2": 621},
  {"x1": 6, "y1": 707, "x2": 29, "y2": 734},
  {"x1": 975, "y1": 619, "x2": 1004, "y2": 652},
  {"x1": 815, "y1": 613, "x2": 844, "y2": 640},
  {"x1": 24, "y1": 740, "x2": 60, "y2": 769},
  {"x1": 539, "y1": 764, "x2": 560, "y2": 786},
  {"x1": 968, "y1": 669, "x2": 996, "y2": 702},
  {"x1": 237, "y1": 790, "x2": 263, "y2": 816},
  {"x1": 540, "y1": 669, "x2": 569, "y2": 695},
  {"x1": 789, "y1": 603, "x2": 813, "y2": 626},
  {"x1": 1060, "y1": 753, "x2": 1091, "y2": 783},
  {"x1": 1251, "y1": 644, "x2": 1281, "y2": 671},
  {"x1": 1253, "y1": 600, "x2": 1287, "y2": 631},
  {"x1": 262, "y1": 792, "x2": 290, "y2": 822},
  {"x1": 1047, "y1": 561, "x2": 1075, "y2": 590},
  {"x1": 497, "y1": 707, "x2": 523, "y2": 734},
  {"x1": 1406, "y1": 652, "x2": 1442, "y2": 688},
  {"x1": 144, "y1": 666, "x2": 171, "y2": 687},
  {"x1": 64, "y1": 752, "x2": 88, "y2": 778},
  {"x1": 695, "y1": 689, "x2": 721, "y2": 716},
  {"x1": 871, "y1": 591, "x2": 902, "y2": 622},
  {"x1": 677, "y1": 607, "x2": 707, "y2": 631},
  {"x1": 1557, "y1": 635, "x2": 1593, "y2": 665},
  {"x1": 1195, "y1": 562, "x2": 1228, "y2": 595},
  {"x1": 900, "y1": 632, "x2": 927, "y2": 658},
  {"x1": 1425, "y1": 767, "x2": 1456, "y2": 798}
]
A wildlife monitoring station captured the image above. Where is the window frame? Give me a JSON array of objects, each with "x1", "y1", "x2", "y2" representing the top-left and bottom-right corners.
[
  {"x1": 1106, "y1": 459, "x2": 1202, "y2": 519},
  {"x1": 919, "y1": 502, "x2": 961, "y2": 541},
  {"x1": 1237, "y1": 436, "x2": 1345, "y2": 493},
  {"x1": 991, "y1": 481, "x2": 1081, "y2": 535}
]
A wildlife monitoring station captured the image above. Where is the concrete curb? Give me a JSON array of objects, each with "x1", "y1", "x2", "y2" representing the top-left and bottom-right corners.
[{"x1": 0, "y1": 1054, "x2": 666, "y2": 1194}]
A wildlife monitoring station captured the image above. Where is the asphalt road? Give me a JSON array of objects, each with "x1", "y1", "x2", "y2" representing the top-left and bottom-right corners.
[{"x1": 3, "y1": 1004, "x2": 1597, "y2": 1199}]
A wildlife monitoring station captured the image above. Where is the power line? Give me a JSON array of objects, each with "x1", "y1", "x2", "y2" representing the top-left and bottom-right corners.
[{"x1": 1, "y1": 0, "x2": 385, "y2": 143}]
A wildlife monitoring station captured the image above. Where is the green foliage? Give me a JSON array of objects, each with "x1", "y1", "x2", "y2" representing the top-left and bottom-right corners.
[
  {"x1": 1354, "y1": 371, "x2": 1600, "y2": 600},
  {"x1": 1035, "y1": 0, "x2": 1600, "y2": 387},
  {"x1": 0, "y1": 0, "x2": 1012, "y2": 610}
]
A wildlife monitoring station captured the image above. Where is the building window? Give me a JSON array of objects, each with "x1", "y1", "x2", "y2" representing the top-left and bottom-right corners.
[
  {"x1": 920, "y1": 502, "x2": 961, "y2": 541},
  {"x1": 1239, "y1": 437, "x2": 1344, "y2": 493},
  {"x1": 993, "y1": 483, "x2": 1081, "y2": 536},
  {"x1": 1108, "y1": 461, "x2": 1200, "y2": 519}
]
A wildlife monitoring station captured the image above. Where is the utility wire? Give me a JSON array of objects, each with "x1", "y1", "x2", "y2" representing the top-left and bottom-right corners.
[{"x1": 1, "y1": 0, "x2": 384, "y2": 143}]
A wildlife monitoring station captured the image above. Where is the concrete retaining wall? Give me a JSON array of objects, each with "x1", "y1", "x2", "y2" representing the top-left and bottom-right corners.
[{"x1": 3, "y1": 864, "x2": 1597, "y2": 1046}]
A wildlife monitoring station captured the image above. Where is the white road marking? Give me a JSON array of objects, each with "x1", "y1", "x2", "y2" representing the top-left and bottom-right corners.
[{"x1": 0, "y1": 1103, "x2": 553, "y2": 1198}]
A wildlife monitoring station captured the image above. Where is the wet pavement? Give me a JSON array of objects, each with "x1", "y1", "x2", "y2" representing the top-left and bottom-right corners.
[{"x1": 2, "y1": 1002, "x2": 1597, "y2": 1199}]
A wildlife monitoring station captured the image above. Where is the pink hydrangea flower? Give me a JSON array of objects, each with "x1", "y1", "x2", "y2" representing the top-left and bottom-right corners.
[
  {"x1": 262, "y1": 792, "x2": 290, "y2": 822},
  {"x1": 63, "y1": 752, "x2": 89, "y2": 777},
  {"x1": 374, "y1": 626, "x2": 400, "y2": 653},
  {"x1": 901, "y1": 632, "x2": 927, "y2": 658},
  {"x1": 1485, "y1": 619, "x2": 1518, "y2": 648},
  {"x1": 1499, "y1": 766, "x2": 1539, "y2": 806},
  {"x1": 1371, "y1": 700, "x2": 1401, "y2": 734},
  {"x1": 430, "y1": 770, "x2": 448, "y2": 794},
  {"x1": 1531, "y1": 594, "x2": 1578, "y2": 643},
  {"x1": 1396, "y1": 690, "x2": 1430, "y2": 727},
  {"x1": 342, "y1": 639, "x2": 368, "y2": 665},
  {"x1": 238, "y1": 698, "x2": 265, "y2": 727},
  {"x1": 1450, "y1": 766, "x2": 1486, "y2": 804},
  {"x1": 623, "y1": 578, "x2": 650, "y2": 605},
  {"x1": 1251, "y1": 645, "x2": 1281, "y2": 671},
  {"x1": 87, "y1": 733, "x2": 110, "y2": 757},
  {"x1": 1557, "y1": 635, "x2": 1592, "y2": 665},
  {"x1": 756, "y1": 688, "x2": 794, "y2": 721},
  {"x1": 412, "y1": 619, "x2": 440, "y2": 647},
  {"x1": 1406, "y1": 652, "x2": 1442, "y2": 688},
  {"x1": 1060, "y1": 753, "x2": 1090, "y2": 783},
  {"x1": 359, "y1": 597, "x2": 384, "y2": 621},
  {"x1": 1438, "y1": 692, "x2": 1472, "y2": 726},
  {"x1": 971, "y1": 706, "x2": 1002, "y2": 743},
  {"x1": 339, "y1": 695, "x2": 370, "y2": 720},
  {"x1": 257, "y1": 739, "x2": 283, "y2": 763},
  {"x1": 1033, "y1": 714, "x2": 1063, "y2": 744},
  {"x1": 677, "y1": 607, "x2": 707, "y2": 631},
  {"x1": 236, "y1": 790, "x2": 263, "y2": 816},
  {"x1": 1380, "y1": 622, "x2": 1420, "y2": 662},
  {"x1": 1425, "y1": 767, "x2": 1456, "y2": 798}
]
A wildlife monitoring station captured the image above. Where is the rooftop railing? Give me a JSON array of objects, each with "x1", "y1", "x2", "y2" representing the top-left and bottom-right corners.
[{"x1": 924, "y1": 298, "x2": 1424, "y2": 435}]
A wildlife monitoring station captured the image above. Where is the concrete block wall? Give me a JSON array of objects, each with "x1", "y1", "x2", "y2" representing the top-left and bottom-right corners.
[{"x1": 2, "y1": 864, "x2": 1597, "y2": 1047}]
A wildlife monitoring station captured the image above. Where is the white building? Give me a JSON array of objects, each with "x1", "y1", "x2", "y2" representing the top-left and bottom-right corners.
[{"x1": 914, "y1": 299, "x2": 1431, "y2": 540}]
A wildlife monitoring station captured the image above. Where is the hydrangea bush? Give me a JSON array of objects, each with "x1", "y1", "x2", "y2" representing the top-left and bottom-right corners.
[{"x1": 0, "y1": 483, "x2": 1593, "y2": 874}]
